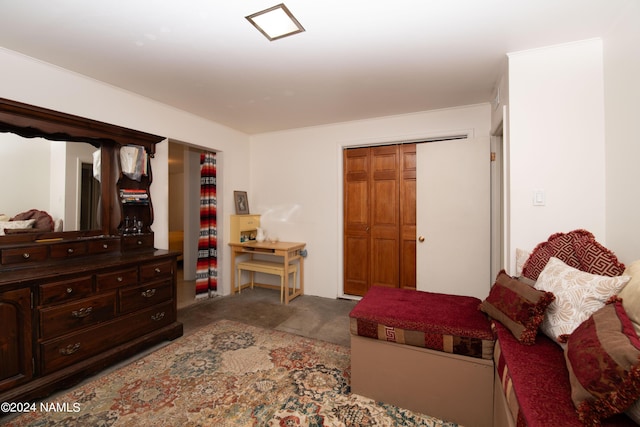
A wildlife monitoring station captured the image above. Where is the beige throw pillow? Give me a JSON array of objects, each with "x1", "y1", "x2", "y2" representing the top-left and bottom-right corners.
[
  {"x1": 0, "y1": 219, "x2": 36, "y2": 235},
  {"x1": 534, "y1": 257, "x2": 630, "y2": 344},
  {"x1": 619, "y1": 260, "x2": 640, "y2": 336}
]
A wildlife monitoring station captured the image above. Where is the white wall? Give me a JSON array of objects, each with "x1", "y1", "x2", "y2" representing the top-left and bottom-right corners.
[
  {"x1": 0, "y1": 134, "x2": 50, "y2": 216},
  {"x1": 603, "y1": 1, "x2": 640, "y2": 264},
  {"x1": 507, "y1": 39, "x2": 606, "y2": 270},
  {"x1": 250, "y1": 104, "x2": 491, "y2": 299},
  {"x1": 0, "y1": 48, "x2": 250, "y2": 296}
]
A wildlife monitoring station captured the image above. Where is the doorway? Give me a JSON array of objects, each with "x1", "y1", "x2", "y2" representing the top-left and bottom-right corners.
[{"x1": 343, "y1": 136, "x2": 491, "y2": 300}]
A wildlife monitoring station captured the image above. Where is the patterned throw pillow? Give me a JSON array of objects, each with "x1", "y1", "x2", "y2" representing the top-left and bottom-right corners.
[
  {"x1": 0, "y1": 219, "x2": 36, "y2": 235},
  {"x1": 565, "y1": 299, "x2": 640, "y2": 425},
  {"x1": 619, "y1": 260, "x2": 640, "y2": 336},
  {"x1": 534, "y1": 257, "x2": 630, "y2": 344},
  {"x1": 522, "y1": 229, "x2": 625, "y2": 281},
  {"x1": 479, "y1": 270, "x2": 555, "y2": 344},
  {"x1": 619, "y1": 260, "x2": 640, "y2": 424}
]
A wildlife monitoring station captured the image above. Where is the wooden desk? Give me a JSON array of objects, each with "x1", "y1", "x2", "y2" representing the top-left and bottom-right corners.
[{"x1": 229, "y1": 241, "x2": 305, "y2": 304}]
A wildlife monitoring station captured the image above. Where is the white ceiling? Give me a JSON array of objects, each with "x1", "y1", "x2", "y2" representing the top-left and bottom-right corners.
[{"x1": 0, "y1": 1, "x2": 633, "y2": 134}]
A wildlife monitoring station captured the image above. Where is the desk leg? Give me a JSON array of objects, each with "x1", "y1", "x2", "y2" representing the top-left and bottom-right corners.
[
  {"x1": 230, "y1": 249, "x2": 237, "y2": 294},
  {"x1": 299, "y1": 256, "x2": 304, "y2": 297},
  {"x1": 283, "y1": 253, "x2": 290, "y2": 304}
]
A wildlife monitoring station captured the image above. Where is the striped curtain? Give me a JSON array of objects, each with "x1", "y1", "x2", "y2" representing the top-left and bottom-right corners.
[{"x1": 196, "y1": 152, "x2": 217, "y2": 296}]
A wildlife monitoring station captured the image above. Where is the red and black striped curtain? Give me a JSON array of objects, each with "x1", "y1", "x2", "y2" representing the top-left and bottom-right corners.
[{"x1": 196, "y1": 152, "x2": 217, "y2": 296}]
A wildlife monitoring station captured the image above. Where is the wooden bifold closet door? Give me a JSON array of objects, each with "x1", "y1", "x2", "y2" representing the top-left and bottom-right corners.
[{"x1": 343, "y1": 144, "x2": 416, "y2": 296}]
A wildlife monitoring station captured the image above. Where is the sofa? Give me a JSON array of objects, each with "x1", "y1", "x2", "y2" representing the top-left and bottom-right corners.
[
  {"x1": 350, "y1": 229, "x2": 640, "y2": 427},
  {"x1": 487, "y1": 230, "x2": 640, "y2": 427}
]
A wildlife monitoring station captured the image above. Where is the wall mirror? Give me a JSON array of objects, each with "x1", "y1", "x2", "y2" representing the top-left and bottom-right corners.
[
  {"x1": 0, "y1": 97, "x2": 164, "y2": 244},
  {"x1": 0, "y1": 132, "x2": 101, "y2": 233}
]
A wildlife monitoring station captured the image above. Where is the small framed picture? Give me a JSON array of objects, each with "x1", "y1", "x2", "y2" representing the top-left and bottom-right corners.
[{"x1": 234, "y1": 191, "x2": 249, "y2": 215}]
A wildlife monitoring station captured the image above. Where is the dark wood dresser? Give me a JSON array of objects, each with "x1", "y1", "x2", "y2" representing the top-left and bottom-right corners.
[
  {"x1": 0, "y1": 97, "x2": 183, "y2": 405},
  {"x1": 0, "y1": 241, "x2": 182, "y2": 403}
]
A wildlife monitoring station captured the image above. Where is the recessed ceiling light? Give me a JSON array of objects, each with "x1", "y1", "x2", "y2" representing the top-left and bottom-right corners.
[{"x1": 245, "y1": 3, "x2": 305, "y2": 41}]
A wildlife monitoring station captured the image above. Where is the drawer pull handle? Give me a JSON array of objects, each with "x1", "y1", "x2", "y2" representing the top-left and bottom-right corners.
[
  {"x1": 151, "y1": 312, "x2": 165, "y2": 321},
  {"x1": 141, "y1": 289, "x2": 156, "y2": 298},
  {"x1": 59, "y1": 343, "x2": 81, "y2": 355},
  {"x1": 71, "y1": 307, "x2": 93, "y2": 318},
  {"x1": 154, "y1": 268, "x2": 161, "y2": 274},
  {"x1": 67, "y1": 248, "x2": 74, "y2": 254},
  {"x1": 117, "y1": 276, "x2": 124, "y2": 282},
  {"x1": 22, "y1": 253, "x2": 30, "y2": 259},
  {"x1": 137, "y1": 240, "x2": 143, "y2": 245},
  {"x1": 102, "y1": 244, "x2": 109, "y2": 249},
  {"x1": 66, "y1": 287, "x2": 73, "y2": 294}
]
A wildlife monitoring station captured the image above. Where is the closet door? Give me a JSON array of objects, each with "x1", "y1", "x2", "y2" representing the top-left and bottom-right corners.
[
  {"x1": 343, "y1": 144, "x2": 416, "y2": 296},
  {"x1": 343, "y1": 147, "x2": 371, "y2": 296},
  {"x1": 399, "y1": 144, "x2": 417, "y2": 289},
  {"x1": 416, "y1": 137, "x2": 490, "y2": 299},
  {"x1": 370, "y1": 145, "x2": 399, "y2": 288}
]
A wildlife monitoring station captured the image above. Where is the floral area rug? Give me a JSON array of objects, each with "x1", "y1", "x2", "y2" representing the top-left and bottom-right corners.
[{"x1": 7, "y1": 319, "x2": 458, "y2": 426}]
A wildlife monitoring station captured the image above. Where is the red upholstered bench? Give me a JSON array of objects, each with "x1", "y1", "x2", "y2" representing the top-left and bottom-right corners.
[
  {"x1": 349, "y1": 286, "x2": 495, "y2": 427},
  {"x1": 494, "y1": 321, "x2": 636, "y2": 427}
]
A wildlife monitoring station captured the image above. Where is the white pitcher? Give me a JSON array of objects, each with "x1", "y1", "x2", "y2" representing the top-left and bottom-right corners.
[{"x1": 255, "y1": 227, "x2": 266, "y2": 242}]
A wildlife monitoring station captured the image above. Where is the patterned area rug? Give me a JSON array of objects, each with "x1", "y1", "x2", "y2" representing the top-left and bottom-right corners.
[{"x1": 7, "y1": 320, "x2": 458, "y2": 426}]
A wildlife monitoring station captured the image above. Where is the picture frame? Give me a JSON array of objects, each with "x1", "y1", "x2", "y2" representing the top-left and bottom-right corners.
[{"x1": 234, "y1": 191, "x2": 249, "y2": 215}]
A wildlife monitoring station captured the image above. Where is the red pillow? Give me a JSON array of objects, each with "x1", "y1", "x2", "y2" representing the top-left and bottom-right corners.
[
  {"x1": 565, "y1": 299, "x2": 640, "y2": 425},
  {"x1": 479, "y1": 270, "x2": 555, "y2": 344},
  {"x1": 522, "y1": 229, "x2": 625, "y2": 281}
]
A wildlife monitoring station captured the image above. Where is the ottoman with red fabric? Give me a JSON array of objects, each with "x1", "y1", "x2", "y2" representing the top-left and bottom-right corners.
[
  {"x1": 349, "y1": 286, "x2": 495, "y2": 359},
  {"x1": 349, "y1": 286, "x2": 495, "y2": 427}
]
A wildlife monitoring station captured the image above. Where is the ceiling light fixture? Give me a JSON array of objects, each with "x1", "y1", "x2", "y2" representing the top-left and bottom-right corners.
[{"x1": 245, "y1": 3, "x2": 305, "y2": 41}]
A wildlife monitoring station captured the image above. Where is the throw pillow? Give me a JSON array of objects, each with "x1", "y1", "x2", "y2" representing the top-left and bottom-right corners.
[
  {"x1": 515, "y1": 248, "x2": 530, "y2": 277},
  {"x1": 619, "y1": 260, "x2": 640, "y2": 337},
  {"x1": 522, "y1": 229, "x2": 625, "y2": 281},
  {"x1": 479, "y1": 270, "x2": 555, "y2": 344},
  {"x1": 0, "y1": 219, "x2": 36, "y2": 235},
  {"x1": 522, "y1": 230, "x2": 582, "y2": 280},
  {"x1": 534, "y1": 257, "x2": 630, "y2": 344},
  {"x1": 565, "y1": 299, "x2": 640, "y2": 425}
]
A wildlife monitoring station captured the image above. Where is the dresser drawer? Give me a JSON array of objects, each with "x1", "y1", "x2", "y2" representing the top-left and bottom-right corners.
[
  {"x1": 1, "y1": 245, "x2": 48, "y2": 265},
  {"x1": 122, "y1": 233, "x2": 154, "y2": 251},
  {"x1": 87, "y1": 238, "x2": 121, "y2": 255},
  {"x1": 119, "y1": 278, "x2": 173, "y2": 313},
  {"x1": 40, "y1": 300, "x2": 175, "y2": 375},
  {"x1": 95, "y1": 267, "x2": 138, "y2": 291},
  {"x1": 39, "y1": 292, "x2": 116, "y2": 340},
  {"x1": 39, "y1": 276, "x2": 93, "y2": 306},
  {"x1": 140, "y1": 259, "x2": 174, "y2": 281},
  {"x1": 50, "y1": 241, "x2": 88, "y2": 259}
]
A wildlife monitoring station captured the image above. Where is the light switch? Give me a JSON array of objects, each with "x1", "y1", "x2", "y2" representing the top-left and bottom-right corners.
[{"x1": 533, "y1": 190, "x2": 545, "y2": 206}]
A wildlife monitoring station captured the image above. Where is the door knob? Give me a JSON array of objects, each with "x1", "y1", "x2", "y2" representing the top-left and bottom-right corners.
[{"x1": 418, "y1": 235, "x2": 425, "y2": 243}]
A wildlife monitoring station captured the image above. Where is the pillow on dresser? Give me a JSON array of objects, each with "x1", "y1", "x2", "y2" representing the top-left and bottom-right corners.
[
  {"x1": 534, "y1": 257, "x2": 630, "y2": 344},
  {"x1": 480, "y1": 270, "x2": 555, "y2": 344},
  {"x1": 0, "y1": 219, "x2": 36, "y2": 235}
]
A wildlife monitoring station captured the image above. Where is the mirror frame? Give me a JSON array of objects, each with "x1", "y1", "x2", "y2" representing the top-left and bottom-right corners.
[{"x1": 0, "y1": 97, "x2": 164, "y2": 244}]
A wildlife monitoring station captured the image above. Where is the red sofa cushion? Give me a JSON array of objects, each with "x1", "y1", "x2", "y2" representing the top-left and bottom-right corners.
[
  {"x1": 349, "y1": 286, "x2": 494, "y2": 359},
  {"x1": 494, "y1": 321, "x2": 636, "y2": 426}
]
